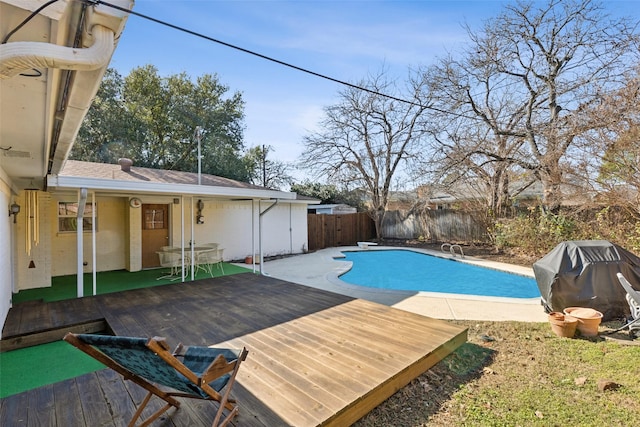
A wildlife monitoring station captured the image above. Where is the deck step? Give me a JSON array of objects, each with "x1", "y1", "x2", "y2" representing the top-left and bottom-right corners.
[{"x1": 0, "y1": 320, "x2": 107, "y2": 352}]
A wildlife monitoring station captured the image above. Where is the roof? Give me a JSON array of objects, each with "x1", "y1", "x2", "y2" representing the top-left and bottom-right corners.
[
  {"x1": 309, "y1": 204, "x2": 354, "y2": 209},
  {"x1": 60, "y1": 160, "x2": 265, "y2": 189},
  {"x1": 48, "y1": 160, "x2": 305, "y2": 201},
  {"x1": 296, "y1": 194, "x2": 321, "y2": 203}
]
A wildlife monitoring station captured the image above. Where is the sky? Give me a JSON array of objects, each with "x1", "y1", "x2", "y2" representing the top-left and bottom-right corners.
[{"x1": 108, "y1": 0, "x2": 639, "y2": 178}]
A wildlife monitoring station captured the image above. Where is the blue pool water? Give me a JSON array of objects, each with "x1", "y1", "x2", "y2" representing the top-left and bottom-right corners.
[{"x1": 338, "y1": 250, "x2": 540, "y2": 298}]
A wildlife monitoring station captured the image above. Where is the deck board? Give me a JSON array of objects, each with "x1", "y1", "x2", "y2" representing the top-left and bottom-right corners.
[{"x1": 1, "y1": 273, "x2": 466, "y2": 426}]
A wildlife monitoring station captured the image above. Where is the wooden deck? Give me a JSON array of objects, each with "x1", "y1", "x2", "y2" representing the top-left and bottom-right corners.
[{"x1": 1, "y1": 273, "x2": 466, "y2": 426}]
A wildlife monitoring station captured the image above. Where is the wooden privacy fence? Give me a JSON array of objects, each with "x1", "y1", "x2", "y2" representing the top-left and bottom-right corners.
[
  {"x1": 308, "y1": 213, "x2": 376, "y2": 251},
  {"x1": 382, "y1": 209, "x2": 488, "y2": 243}
]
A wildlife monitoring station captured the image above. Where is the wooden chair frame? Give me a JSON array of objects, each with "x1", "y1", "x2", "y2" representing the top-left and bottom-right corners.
[{"x1": 64, "y1": 333, "x2": 248, "y2": 427}]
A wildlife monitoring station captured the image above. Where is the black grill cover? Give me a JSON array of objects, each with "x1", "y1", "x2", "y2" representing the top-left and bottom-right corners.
[{"x1": 533, "y1": 240, "x2": 640, "y2": 321}]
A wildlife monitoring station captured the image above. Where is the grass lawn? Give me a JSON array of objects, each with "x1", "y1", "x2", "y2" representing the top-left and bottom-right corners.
[{"x1": 355, "y1": 320, "x2": 640, "y2": 426}]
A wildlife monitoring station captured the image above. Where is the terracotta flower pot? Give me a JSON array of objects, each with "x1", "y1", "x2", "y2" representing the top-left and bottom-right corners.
[
  {"x1": 563, "y1": 307, "x2": 603, "y2": 337},
  {"x1": 548, "y1": 312, "x2": 577, "y2": 338}
]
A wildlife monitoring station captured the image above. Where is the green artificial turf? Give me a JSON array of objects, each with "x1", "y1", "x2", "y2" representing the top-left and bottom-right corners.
[
  {"x1": 0, "y1": 340, "x2": 105, "y2": 398},
  {"x1": 4, "y1": 263, "x2": 253, "y2": 397},
  {"x1": 12, "y1": 262, "x2": 251, "y2": 303}
]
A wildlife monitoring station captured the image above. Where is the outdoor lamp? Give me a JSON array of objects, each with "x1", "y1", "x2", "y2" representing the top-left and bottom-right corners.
[
  {"x1": 196, "y1": 199, "x2": 204, "y2": 224},
  {"x1": 9, "y1": 203, "x2": 20, "y2": 223}
]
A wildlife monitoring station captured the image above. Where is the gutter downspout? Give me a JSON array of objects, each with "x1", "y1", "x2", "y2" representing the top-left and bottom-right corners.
[
  {"x1": 77, "y1": 188, "x2": 88, "y2": 298},
  {"x1": 259, "y1": 199, "x2": 278, "y2": 275},
  {"x1": 0, "y1": 25, "x2": 115, "y2": 79}
]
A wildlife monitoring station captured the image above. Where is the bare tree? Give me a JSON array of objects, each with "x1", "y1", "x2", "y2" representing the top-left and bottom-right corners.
[
  {"x1": 427, "y1": 0, "x2": 639, "y2": 213},
  {"x1": 300, "y1": 70, "x2": 433, "y2": 239},
  {"x1": 245, "y1": 145, "x2": 294, "y2": 190},
  {"x1": 578, "y1": 67, "x2": 640, "y2": 220}
]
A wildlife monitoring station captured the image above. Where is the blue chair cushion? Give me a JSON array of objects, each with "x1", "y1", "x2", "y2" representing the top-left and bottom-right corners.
[{"x1": 76, "y1": 334, "x2": 237, "y2": 398}]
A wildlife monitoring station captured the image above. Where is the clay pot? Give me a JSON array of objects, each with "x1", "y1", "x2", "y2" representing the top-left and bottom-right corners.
[
  {"x1": 563, "y1": 307, "x2": 603, "y2": 337},
  {"x1": 548, "y1": 312, "x2": 578, "y2": 338},
  {"x1": 245, "y1": 256, "x2": 253, "y2": 264}
]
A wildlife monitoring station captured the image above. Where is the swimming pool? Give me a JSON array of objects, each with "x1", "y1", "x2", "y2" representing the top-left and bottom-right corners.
[{"x1": 338, "y1": 250, "x2": 540, "y2": 298}]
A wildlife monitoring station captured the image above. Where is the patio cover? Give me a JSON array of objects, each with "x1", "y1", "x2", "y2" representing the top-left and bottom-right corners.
[{"x1": 533, "y1": 240, "x2": 640, "y2": 321}]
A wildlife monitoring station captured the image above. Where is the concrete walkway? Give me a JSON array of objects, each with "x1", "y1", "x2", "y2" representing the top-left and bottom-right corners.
[{"x1": 259, "y1": 246, "x2": 548, "y2": 322}]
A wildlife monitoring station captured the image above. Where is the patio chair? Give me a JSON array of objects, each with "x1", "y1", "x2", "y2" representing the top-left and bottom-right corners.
[
  {"x1": 157, "y1": 250, "x2": 186, "y2": 280},
  {"x1": 197, "y1": 248, "x2": 225, "y2": 276},
  {"x1": 613, "y1": 273, "x2": 640, "y2": 338},
  {"x1": 63, "y1": 333, "x2": 248, "y2": 427}
]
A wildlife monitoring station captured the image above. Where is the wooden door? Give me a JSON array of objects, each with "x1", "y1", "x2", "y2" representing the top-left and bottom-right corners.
[{"x1": 141, "y1": 204, "x2": 169, "y2": 268}]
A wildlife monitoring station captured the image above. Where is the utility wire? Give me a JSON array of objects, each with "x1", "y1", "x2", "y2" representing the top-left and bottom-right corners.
[
  {"x1": 1, "y1": 0, "x2": 61, "y2": 44},
  {"x1": 91, "y1": 0, "x2": 478, "y2": 119}
]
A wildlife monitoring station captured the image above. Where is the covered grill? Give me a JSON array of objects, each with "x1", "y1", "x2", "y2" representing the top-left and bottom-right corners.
[{"x1": 533, "y1": 240, "x2": 640, "y2": 321}]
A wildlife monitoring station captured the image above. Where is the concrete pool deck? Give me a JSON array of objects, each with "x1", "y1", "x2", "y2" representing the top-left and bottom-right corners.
[{"x1": 259, "y1": 246, "x2": 549, "y2": 323}]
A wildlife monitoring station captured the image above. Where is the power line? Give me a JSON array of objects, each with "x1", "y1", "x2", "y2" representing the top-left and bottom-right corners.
[
  {"x1": 92, "y1": 0, "x2": 477, "y2": 119},
  {"x1": 2, "y1": 0, "x2": 61, "y2": 44}
]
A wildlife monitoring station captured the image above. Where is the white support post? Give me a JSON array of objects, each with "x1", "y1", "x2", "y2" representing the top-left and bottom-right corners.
[
  {"x1": 92, "y1": 191, "x2": 97, "y2": 295},
  {"x1": 76, "y1": 188, "x2": 88, "y2": 298}
]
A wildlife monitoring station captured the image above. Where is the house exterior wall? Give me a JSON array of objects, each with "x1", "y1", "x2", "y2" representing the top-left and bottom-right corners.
[
  {"x1": 172, "y1": 200, "x2": 255, "y2": 261},
  {"x1": 49, "y1": 195, "x2": 127, "y2": 277},
  {"x1": 1, "y1": 169, "x2": 13, "y2": 326},
  {"x1": 261, "y1": 203, "x2": 309, "y2": 256},
  {"x1": 6, "y1": 192, "x2": 309, "y2": 309},
  {"x1": 315, "y1": 208, "x2": 332, "y2": 214},
  {"x1": 168, "y1": 199, "x2": 309, "y2": 261}
]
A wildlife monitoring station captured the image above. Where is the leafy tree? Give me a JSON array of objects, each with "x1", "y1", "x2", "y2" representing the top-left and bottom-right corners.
[
  {"x1": 71, "y1": 68, "x2": 136, "y2": 162},
  {"x1": 300, "y1": 69, "x2": 434, "y2": 239},
  {"x1": 426, "y1": 0, "x2": 639, "y2": 213},
  {"x1": 244, "y1": 145, "x2": 294, "y2": 190},
  {"x1": 71, "y1": 65, "x2": 250, "y2": 181}
]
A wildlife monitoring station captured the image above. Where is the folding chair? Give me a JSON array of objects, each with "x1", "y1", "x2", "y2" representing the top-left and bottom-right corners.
[
  {"x1": 64, "y1": 333, "x2": 248, "y2": 427},
  {"x1": 611, "y1": 273, "x2": 640, "y2": 338}
]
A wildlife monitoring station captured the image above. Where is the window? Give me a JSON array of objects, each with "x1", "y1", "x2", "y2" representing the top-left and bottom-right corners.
[
  {"x1": 58, "y1": 202, "x2": 96, "y2": 232},
  {"x1": 143, "y1": 206, "x2": 166, "y2": 230}
]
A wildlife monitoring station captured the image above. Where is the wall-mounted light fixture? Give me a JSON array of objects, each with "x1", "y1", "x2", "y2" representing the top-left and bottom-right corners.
[
  {"x1": 196, "y1": 199, "x2": 204, "y2": 224},
  {"x1": 8, "y1": 203, "x2": 20, "y2": 223}
]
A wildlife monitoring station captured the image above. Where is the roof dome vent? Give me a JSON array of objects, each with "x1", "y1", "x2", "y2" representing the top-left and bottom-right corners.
[{"x1": 118, "y1": 158, "x2": 133, "y2": 172}]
